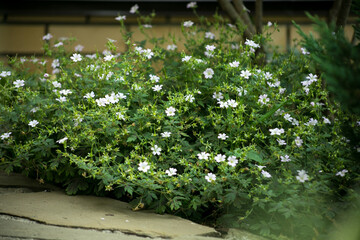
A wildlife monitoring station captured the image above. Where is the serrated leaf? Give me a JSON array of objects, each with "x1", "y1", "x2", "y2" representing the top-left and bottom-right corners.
[
  {"x1": 127, "y1": 135, "x2": 137, "y2": 142},
  {"x1": 246, "y1": 150, "x2": 263, "y2": 163}
]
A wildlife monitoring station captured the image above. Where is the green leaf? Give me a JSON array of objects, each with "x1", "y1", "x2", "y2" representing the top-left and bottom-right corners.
[
  {"x1": 65, "y1": 178, "x2": 89, "y2": 195},
  {"x1": 246, "y1": 150, "x2": 263, "y2": 163},
  {"x1": 257, "y1": 101, "x2": 288, "y2": 123},
  {"x1": 127, "y1": 135, "x2": 137, "y2": 143},
  {"x1": 124, "y1": 185, "x2": 133, "y2": 195}
]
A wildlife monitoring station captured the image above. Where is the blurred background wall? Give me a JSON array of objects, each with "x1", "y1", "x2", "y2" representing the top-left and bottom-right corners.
[{"x1": 0, "y1": 0, "x2": 356, "y2": 57}]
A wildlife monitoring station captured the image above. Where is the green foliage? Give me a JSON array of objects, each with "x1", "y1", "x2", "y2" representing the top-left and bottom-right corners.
[
  {"x1": 0, "y1": 6, "x2": 359, "y2": 240},
  {"x1": 294, "y1": 12, "x2": 360, "y2": 115}
]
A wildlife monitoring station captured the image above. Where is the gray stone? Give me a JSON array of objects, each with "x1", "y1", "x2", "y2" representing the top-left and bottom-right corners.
[{"x1": 0, "y1": 171, "x2": 219, "y2": 239}]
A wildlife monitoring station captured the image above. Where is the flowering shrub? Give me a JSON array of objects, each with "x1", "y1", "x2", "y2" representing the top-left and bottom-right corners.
[{"x1": 0, "y1": 4, "x2": 359, "y2": 239}]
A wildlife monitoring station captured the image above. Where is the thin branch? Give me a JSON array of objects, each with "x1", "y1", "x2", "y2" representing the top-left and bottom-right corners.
[
  {"x1": 329, "y1": 0, "x2": 343, "y2": 24},
  {"x1": 232, "y1": 0, "x2": 256, "y2": 35},
  {"x1": 218, "y1": 0, "x2": 253, "y2": 39},
  {"x1": 336, "y1": 0, "x2": 352, "y2": 28},
  {"x1": 255, "y1": 0, "x2": 263, "y2": 34}
]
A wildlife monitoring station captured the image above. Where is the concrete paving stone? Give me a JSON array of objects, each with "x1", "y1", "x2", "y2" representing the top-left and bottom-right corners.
[{"x1": 0, "y1": 214, "x2": 151, "y2": 240}]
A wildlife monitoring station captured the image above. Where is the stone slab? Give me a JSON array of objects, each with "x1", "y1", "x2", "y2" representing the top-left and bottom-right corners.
[
  {"x1": 0, "y1": 214, "x2": 149, "y2": 240},
  {"x1": 0, "y1": 190, "x2": 219, "y2": 239}
]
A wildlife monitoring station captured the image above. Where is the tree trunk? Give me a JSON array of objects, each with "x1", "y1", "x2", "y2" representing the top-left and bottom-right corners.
[
  {"x1": 232, "y1": 0, "x2": 256, "y2": 36},
  {"x1": 336, "y1": 0, "x2": 352, "y2": 28},
  {"x1": 329, "y1": 0, "x2": 343, "y2": 24},
  {"x1": 255, "y1": 0, "x2": 263, "y2": 34},
  {"x1": 218, "y1": 0, "x2": 254, "y2": 39}
]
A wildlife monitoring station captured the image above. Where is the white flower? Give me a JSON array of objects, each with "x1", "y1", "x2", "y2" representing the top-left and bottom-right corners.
[
  {"x1": 59, "y1": 89, "x2": 72, "y2": 95},
  {"x1": 142, "y1": 49, "x2": 154, "y2": 59},
  {"x1": 130, "y1": 4, "x2": 139, "y2": 14},
  {"x1": 256, "y1": 165, "x2": 266, "y2": 170},
  {"x1": 56, "y1": 96, "x2": 67, "y2": 102},
  {"x1": 275, "y1": 109, "x2": 285, "y2": 116},
  {"x1": 295, "y1": 137, "x2": 303, "y2": 147},
  {"x1": 104, "y1": 55, "x2": 114, "y2": 61},
  {"x1": 185, "y1": 94, "x2": 195, "y2": 103},
  {"x1": 167, "y1": 44, "x2": 177, "y2": 51},
  {"x1": 280, "y1": 155, "x2": 291, "y2": 162},
  {"x1": 28, "y1": 120, "x2": 39, "y2": 127},
  {"x1": 197, "y1": 152, "x2": 210, "y2": 160},
  {"x1": 227, "y1": 156, "x2": 238, "y2": 167},
  {"x1": 0, "y1": 71, "x2": 11, "y2": 78},
  {"x1": 277, "y1": 139, "x2": 287, "y2": 145},
  {"x1": 218, "y1": 133, "x2": 229, "y2": 140},
  {"x1": 296, "y1": 170, "x2": 309, "y2": 182},
  {"x1": 231, "y1": 44, "x2": 239, "y2": 49},
  {"x1": 149, "y1": 74, "x2": 160, "y2": 82},
  {"x1": 269, "y1": 128, "x2": 284, "y2": 136},
  {"x1": 54, "y1": 42, "x2": 63, "y2": 48},
  {"x1": 42, "y1": 33, "x2": 53, "y2": 40},
  {"x1": 267, "y1": 21, "x2": 273, "y2": 27},
  {"x1": 203, "y1": 68, "x2": 214, "y2": 79},
  {"x1": 244, "y1": 39, "x2": 260, "y2": 49},
  {"x1": 305, "y1": 118, "x2": 318, "y2": 126},
  {"x1": 205, "y1": 173, "x2": 216, "y2": 182},
  {"x1": 245, "y1": 39, "x2": 260, "y2": 48},
  {"x1": 227, "y1": 99, "x2": 238, "y2": 108},
  {"x1": 161, "y1": 132, "x2": 171, "y2": 138},
  {"x1": 151, "y1": 145, "x2": 162, "y2": 155},
  {"x1": 291, "y1": 118, "x2": 299, "y2": 126},
  {"x1": 187, "y1": 2, "x2": 197, "y2": 8},
  {"x1": 96, "y1": 98, "x2": 107, "y2": 107},
  {"x1": 258, "y1": 94, "x2": 270, "y2": 105},
  {"x1": 261, "y1": 170, "x2": 272, "y2": 178},
  {"x1": 138, "y1": 161, "x2": 150, "y2": 173},
  {"x1": 214, "y1": 154, "x2": 226, "y2": 163},
  {"x1": 116, "y1": 112, "x2": 125, "y2": 120},
  {"x1": 182, "y1": 55, "x2": 192, "y2": 62},
  {"x1": 165, "y1": 168, "x2": 177, "y2": 176},
  {"x1": 264, "y1": 72, "x2": 272, "y2": 80},
  {"x1": 56, "y1": 137, "x2": 68, "y2": 144},
  {"x1": 165, "y1": 106, "x2": 176, "y2": 117},
  {"x1": 205, "y1": 32, "x2": 215, "y2": 39},
  {"x1": 1, "y1": 132, "x2": 11, "y2": 140},
  {"x1": 70, "y1": 53, "x2": 82, "y2": 62},
  {"x1": 115, "y1": 15, "x2": 126, "y2": 21},
  {"x1": 13, "y1": 80, "x2": 25, "y2": 88},
  {"x1": 74, "y1": 44, "x2": 84, "y2": 52},
  {"x1": 336, "y1": 169, "x2": 348, "y2": 177},
  {"x1": 116, "y1": 92, "x2": 127, "y2": 99},
  {"x1": 237, "y1": 87, "x2": 248, "y2": 96},
  {"x1": 218, "y1": 101, "x2": 229, "y2": 108},
  {"x1": 205, "y1": 45, "x2": 216, "y2": 52},
  {"x1": 52, "y1": 81, "x2": 61, "y2": 88},
  {"x1": 212, "y1": 92, "x2": 223, "y2": 101},
  {"x1": 240, "y1": 70, "x2": 251, "y2": 79},
  {"x1": 30, "y1": 107, "x2": 39, "y2": 113},
  {"x1": 284, "y1": 114, "x2": 293, "y2": 122},
  {"x1": 183, "y1": 20, "x2": 194, "y2": 27},
  {"x1": 86, "y1": 54, "x2": 97, "y2": 59},
  {"x1": 323, "y1": 117, "x2": 331, "y2": 124},
  {"x1": 229, "y1": 61, "x2": 239, "y2": 68},
  {"x1": 52, "y1": 59, "x2": 60, "y2": 69},
  {"x1": 301, "y1": 47, "x2": 310, "y2": 55},
  {"x1": 84, "y1": 91, "x2": 95, "y2": 99},
  {"x1": 306, "y1": 73, "x2": 318, "y2": 83},
  {"x1": 152, "y1": 85, "x2": 163, "y2": 92}
]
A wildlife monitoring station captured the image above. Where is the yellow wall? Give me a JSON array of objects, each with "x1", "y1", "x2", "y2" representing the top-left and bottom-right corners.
[{"x1": 0, "y1": 15, "x2": 355, "y2": 55}]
